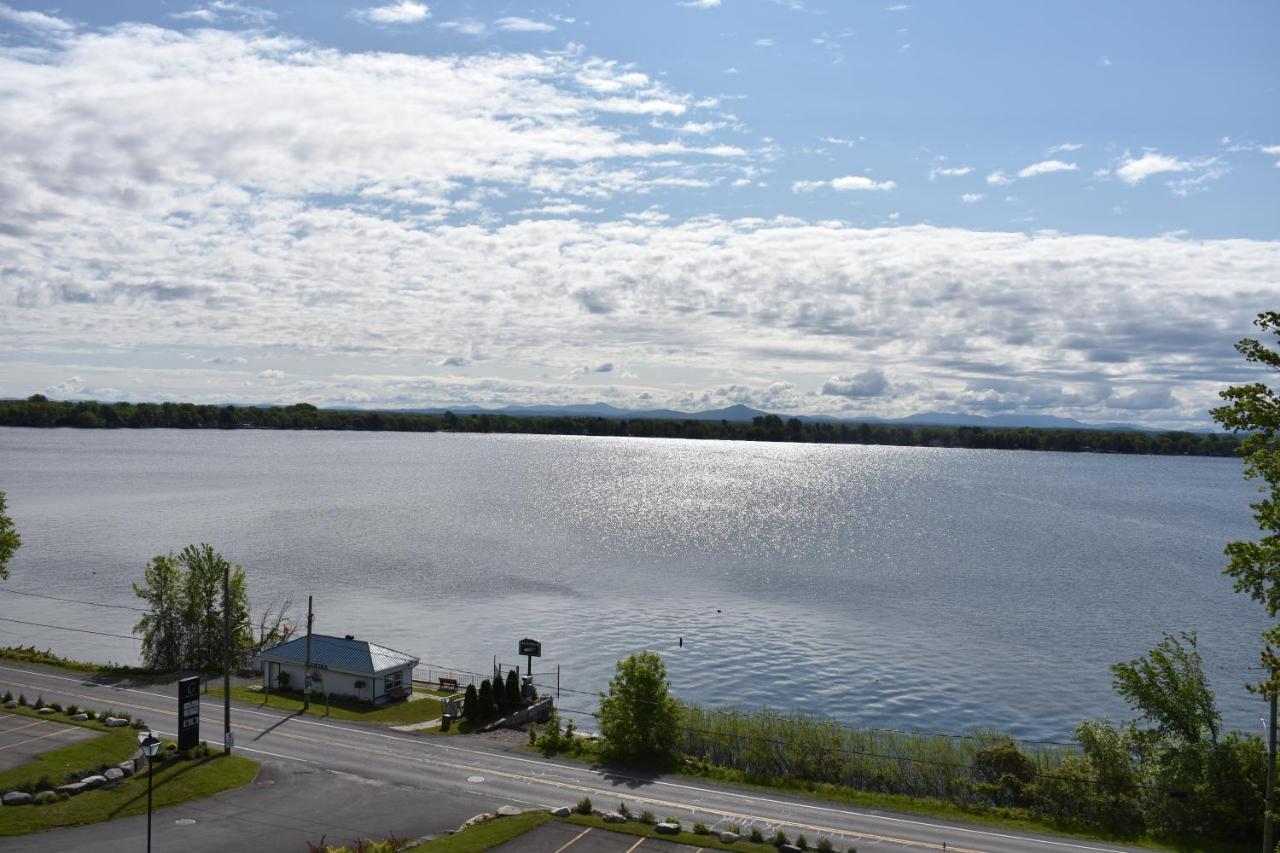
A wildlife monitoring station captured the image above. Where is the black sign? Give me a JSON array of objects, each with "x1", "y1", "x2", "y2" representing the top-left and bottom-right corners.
[
  {"x1": 519, "y1": 638, "x2": 542, "y2": 657},
  {"x1": 178, "y1": 676, "x2": 200, "y2": 751}
]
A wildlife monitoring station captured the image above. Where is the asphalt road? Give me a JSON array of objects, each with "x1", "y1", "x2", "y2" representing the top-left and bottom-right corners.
[{"x1": 0, "y1": 662, "x2": 1150, "y2": 853}]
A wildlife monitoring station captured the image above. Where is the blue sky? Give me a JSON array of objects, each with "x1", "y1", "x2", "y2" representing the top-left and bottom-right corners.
[{"x1": 0, "y1": 0, "x2": 1277, "y2": 427}]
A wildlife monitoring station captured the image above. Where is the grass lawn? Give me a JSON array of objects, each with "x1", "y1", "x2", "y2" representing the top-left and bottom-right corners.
[
  {"x1": 0, "y1": 751, "x2": 260, "y2": 835},
  {"x1": 411, "y1": 811, "x2": 552, "y2": 853},
  {"x1": 208, "y1": 683, "x2": 445, "y2": 725},
  {"x1": 0, "y1": 708, "x2": 138, "y2": 791}
]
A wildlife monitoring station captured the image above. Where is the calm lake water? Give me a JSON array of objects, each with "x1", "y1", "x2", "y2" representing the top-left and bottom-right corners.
[{"x1": 0, "y1": 427, "x2": 1267, "y2": 741}]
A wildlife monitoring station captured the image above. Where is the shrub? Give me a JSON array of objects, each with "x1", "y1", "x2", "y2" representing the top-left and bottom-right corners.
[
  {"x1": 17, "y1": 693, "x2": 26, "y2": 705},
  {"x1": 773, "y1": 830, "x2": 789, "y2": 847},
  {"x1": 506, "y1": 668, "x2": 522, "y2": 708},
  {"x1": 35, "y1": 695, "x2": 44, "y2": 708},
  {"x1": 749, "y1": 828, "x2": 764, "y2": 843},
  {"x1": 663, "y1": 817, "x2": 681, "y2": 829},
  {"x1": 796, "y1": 834, "x2": 808, "y2": 850},
  {"x1": 692, "y1": 823, "x2": 709, "y2": 835},
  {"x1": 847, "y1": 848, "x2": 859, "y2": 853},
  {"x1": 618, "y1": 801, "x2": 631, "y2": 818},
  {"x1": 277, "y1": 671, "x2": 291, "y2": 687},
  {"x1": 817, "y1": 838, "x2": 834, "y2": 853},
  {"x1": 2, "y1": 690, "x2": 11, "y2": 702},
  {"x1": 478, "y1": 680, "x2": 494, "y2": 720},
  {"x1": 639, "y1": 810, "x2": 656, "y2": 825},
  {"x1": 49, "y1": 702, "x2": 62, "y2": 713},
  {"x1": 575, "y1": 797, "x2": 593, "y2": 815},
  {"x1": 66, "y1": 704, "x2": 78, "y2": 716}
]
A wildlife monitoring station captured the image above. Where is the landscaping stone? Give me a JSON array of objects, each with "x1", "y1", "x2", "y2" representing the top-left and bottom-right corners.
[
  {"x1": 497, "y1": 805, "x2": 524, "y2": 817},
  {"x1": 2, "y1": 700, "x2": 15, "y2": 708},
  {"x1": 103, "y1": 717, "x2": 129, "y2": 727},
  {"x1": 80, "y1": 775, "x2": 107, "y2": 789},
  {"x1": 70, "y1": 712, "x2": 89, "y2": 721},
  {"x1": 655, "y1": 822, "x2": 681, "y2": 835},
  {"x1": 780, "y1": 845, "x2": 802, "y2": 853},
  {"x1": 34, "y1": 790, "x2": 58, "y2": 805},
  {"x1": 103, "y1": 768, "x2": 125, "y2": 782},
  {"x1": 603, "y1": 811, "x2": 626, "y2": 823},
  {"x1": 37, "y1": 707, "x2": 56, "y2": 714},
  {"x1": 2, "y1": 791, "x2": 33, "y2": 806},
  {"x1": 720, "y1": 832, "x2": 741, "y2": 844},
  {"x1": 116, "y1": 760, "x2": 135, "y2": 776},
  {"x1": 549, "y1": 806, "x2": 572, "y2": 817},
  {"x1": 57, "y1": 782, "x2": 87, "y2": 796}
]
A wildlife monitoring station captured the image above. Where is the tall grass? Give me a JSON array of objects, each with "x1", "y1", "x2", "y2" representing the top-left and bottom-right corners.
[{"x1": 677, "y1": 705, "x2": 1072, "y2": 802}]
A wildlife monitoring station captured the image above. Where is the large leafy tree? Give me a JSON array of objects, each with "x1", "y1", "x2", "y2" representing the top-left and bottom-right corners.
[
  {"x1": 1211, "y1": 310, "x2": 1280, "y2": 690},
  {"x1": 132, "y1": 544, "x2": 252, "y2": 671},
  {"x1": 597, "y1": 651, "x2": 680, "y2": 764},
  {"x1": 0, "y1": 490, "x2": 20, "y2": 580}
]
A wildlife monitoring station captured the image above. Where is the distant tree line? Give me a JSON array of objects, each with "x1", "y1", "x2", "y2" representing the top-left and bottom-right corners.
[{"x1": 0, "y1": 394, "x2": 1242, "y2": 457}]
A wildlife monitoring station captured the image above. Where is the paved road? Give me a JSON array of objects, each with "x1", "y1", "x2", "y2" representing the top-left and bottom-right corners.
[{"x1": 0, "y1": 662, "x2": 1149, "y2": 853}]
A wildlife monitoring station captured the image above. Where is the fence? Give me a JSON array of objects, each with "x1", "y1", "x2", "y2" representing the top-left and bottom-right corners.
[{"x1": 414, "y1": 661, "x2": 562, "y2": 697}]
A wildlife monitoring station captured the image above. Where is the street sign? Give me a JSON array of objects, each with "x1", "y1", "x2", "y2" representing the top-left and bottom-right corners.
[
  {"x1": 177, "y1": 676, "x2": 200, "y2": 751},
  {"x1": 519, "y1": 638, "x2": 542, "y2": 657}
]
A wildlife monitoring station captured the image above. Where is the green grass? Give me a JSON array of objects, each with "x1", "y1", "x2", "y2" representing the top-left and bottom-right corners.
[
  {"x1": 0, "y1": 646, "x2": 156, "y2": 678},
  {"x1": 0, "y1": 708, "x2": 139, "y2": 791},
  {"x1": 412, "y1": 810, "x2": 552, "y2": 852},
  {"x1": 561, "y1": 814, "x2": 780, "y2": 853},
  {"x1": 0, "y1": 750, "x2": 259, "y2": 835},
  {"x1": 208, "y1": 683, "x2": 445, "y2": 725}
]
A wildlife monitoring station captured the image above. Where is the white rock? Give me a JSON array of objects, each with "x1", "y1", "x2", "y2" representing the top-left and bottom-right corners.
[
  {"x1": 103, "y1": 768, "x2": 124, "y2": 782},
  {"x1": 103, "y1": 717, "x2": 129, "y2": 727},
  {"x1": 80, "y1": 775, "x2": 107, "y2": 789},
  {"x1": 497, "y1": 805, "x2": 524, "y2": 816},
  {"x1": 33, "y1": 790, "x2": 58, "y2": 805},
  {"x1": 57, "y1": 782, "x2": 87, "y2": 796},
  {"x1": 116, "y1": 761, "x2": 135, "y2": 776},
  {"x1": 2, "y1": 791, "x2": 33, "y2": 805},
  {"x1": 70, "y1": 712, "x2": 89, "y2": 721},
  {"x1": 549, "y1": 806, "x2": 571, "y2": 817},
  {"x1": 655, "y1": 822, "x2": 681, "y2": 835},
  {"x1": 720, "y1": 832, "x2": 741, "y2": 844},
  {"x1": 603, "y1": 811, "x2": 626, "y2": 823},
  {"x1": 37, "y1": 707, "x2": 56, "y2": 714}
]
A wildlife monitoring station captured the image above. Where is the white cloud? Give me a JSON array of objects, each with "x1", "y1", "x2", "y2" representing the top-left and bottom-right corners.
[
  {"x1": 831, "y1": 175, "x2": 895, "y2": 191},
  {"x1": 355, "y1": 1, "x2": 430, "y2": 24},
  {"x1": 960, "y1": 193, "x2": 983, "y2": 203},
  {"x1": 438, "y1": 19, "x2": 486, "y2": 36},
  {"x1": 1047, "y1": 142, "x2": 1084, "y2": 154},
  {"x1": 1098, "y1": 56, "x2": 1112, "y2": 67},
  {"x1": 986, "y1": 170, "x2": 1014, "y2": 186},
  {"x1": 1017, "y1": 160, "x2": 1077, "y2": 178},
  {"x1": 494, "y1": 17, "x2": 555, "y2": 33},
  {"x1": 681, "y1": 0, "x2": 722, "y2": 7},
  {"x1": 822, "y1": 369, "x2": 889, "y2": 398},
  {"x1": 1263, "y1": 145, "x2": 1280, "y2": 155},
  {"x1": 754, "y1": 38, "x2": 776, "y2": 48},
  {"x1": 930, "y1": 166, "x2": 971, "y2": 180},
  {"x1": 1115, "y1": 151, "x2": 1191, "y2": 185},
  {"x1": 0, "y1": 3, "x2": 72, "y2": 31},
  {"x1": 791, "y1": 179, "x2": 826, "y2": 193}
]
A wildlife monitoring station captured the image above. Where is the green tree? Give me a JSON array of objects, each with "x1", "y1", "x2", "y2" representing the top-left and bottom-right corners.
[
  {"x1": 1111, "y1": 631, "x2": 1220, "y2": 748},
  {"x1": 0, "y1": 490, "x2": 19, "y2": 581},
  {"x1": 505, "y1": 667, "x2": 522, "y2": 708},
  {"x1": 477, "y1": 679, "x2": 494, "y2": 721},
  {"x1": 1212, "y1": 310, "x2": 1280, "y2": 690},
  {"x1": 462, "y1": 683, "x2": 479, "y2": 721},
  {"x1": 132, "y1": 544, "x2": 252, "y2": 671},
  {"x1": 597, "y1": 651, "x2": 680, "y2": 764}
]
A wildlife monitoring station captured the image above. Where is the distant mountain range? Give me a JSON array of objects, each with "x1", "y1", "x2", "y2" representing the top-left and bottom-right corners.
[{"x1": 388, "y1": 402, "x2": 1175, "y2": 432}]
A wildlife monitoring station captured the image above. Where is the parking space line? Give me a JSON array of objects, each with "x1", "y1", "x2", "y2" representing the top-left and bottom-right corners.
[
  {"x1": 554, "y1": 826, "x2": 593, "y2": 853},
  {"x1": 0, "y1": 717, "x2": 50, "y2": 737},
  {"x1": 0, "y1": 725, "x2": 81, "y2": 751},
  {"x1": 624, "y1": 837, "x2": 646, "y2": 853}
]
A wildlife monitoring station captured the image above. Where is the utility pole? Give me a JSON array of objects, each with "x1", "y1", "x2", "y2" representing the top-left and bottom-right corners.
[
  {"x1": 223, "y1": 559, "x2": 231, "y2": 755},
  {"x1": 303, "y1": 596, "x2": 314, "y2": 711},
  {"x1": 1266, "y1": 684, "x2": 1277, "y2": 853}
]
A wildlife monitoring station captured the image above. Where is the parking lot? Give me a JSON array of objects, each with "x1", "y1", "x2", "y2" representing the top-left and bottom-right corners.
[
  {"x1": 0, "y1": 711, "x2": 98, "y2": 772},
  {"x1": 493, "y1": 823, "x2": 701, "y2": 853}
]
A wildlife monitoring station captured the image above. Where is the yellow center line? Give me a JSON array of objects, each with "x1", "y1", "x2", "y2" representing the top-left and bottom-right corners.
[
  {"x1": 555, "y1": 826, "x2": 593, "y2": 853},
  {"x1": 0, "y1": 676, "x2": 985, "y2": 852}
]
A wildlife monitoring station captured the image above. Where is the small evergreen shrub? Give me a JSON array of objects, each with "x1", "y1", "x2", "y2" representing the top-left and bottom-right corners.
[
  {"x1": 795, "y1": 835, "x2": 808, "y2": 850},
  {"x1": 66, "y1": 704, "x2": 78, "y2": 716},
  {"x1": 35, "y1": 695, "x2": 44, "y2": 708},
  {"x1": 750, "y1": 828, "x2": 764, "y2": 843},
  {"x1": 2, "y1": 690, "x2": 11, "y2": 703},
  {"x1": 639, "y1": 810, "x2": 656, "y2": 825},
  {"x1": 618, "y1": 801, "x2": 631, "y2": 818},
  {"x1": 49, "y1": 702, "x2": 62, "y2": 713},
  {"x1": 817, "y1": 838, "x2": 834, "y2": 853},
  {"x1": 575, "y1": 796, "x2": 593, "y2": 815},
  {"x1": 693, "y1": 823, "x2": 709, "y2": 835},
  {"x1": 773, "y1": 831, "x2": 788, "y2": 847},
  {"x1": 17, "y1": 693, "x2": 26, "y2": 705}
]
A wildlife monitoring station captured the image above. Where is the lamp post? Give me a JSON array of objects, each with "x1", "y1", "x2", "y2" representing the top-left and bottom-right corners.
[{"x1": 139, "y1": 731, "x2": 161, "y2": 853}]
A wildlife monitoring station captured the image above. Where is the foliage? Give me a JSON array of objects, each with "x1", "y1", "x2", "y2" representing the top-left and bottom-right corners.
[
  {"x1": 505, "y1": 668, "x2": 522, "y2": 708},
  {"x1": 0, "y1": 396, "x2": 1243, "y2": 457},
  {"x1": 1212, "y1": 310, "x2": 1280, "y2": 691},
  {"x1": 597, "y1": 651, "x2": 680, "y2": 764},
  {"x1": 1111, "y1": 631, "x2": 1220, "y2": 747},
  {"x1": 462, "y1": 683, "x2": 478, "y2": 721},
  {"x1": 132, "y1": 544, "x2": 252, "y2": 671},
  {"x1": 306, "y1": 834, "x2": 412, "y2": 853},
  {"x1": 0, "y1": 490, "x2": 19, "y2": 580},
  {"x1": 212, "y1": 683, "x2": 443, "y2": 725},
  {"x1": 477, "y1": 680, "x2": 494, "y2": 721},
  {"x1": 971, "y1": 740, "x2": 1036, "y2": 807},
  {"x1": 692, "y1": 822, "x2": 709, "y2": 835},
  {"x1": 575, "y1": 796, "x2": 592, "y2": 815}
]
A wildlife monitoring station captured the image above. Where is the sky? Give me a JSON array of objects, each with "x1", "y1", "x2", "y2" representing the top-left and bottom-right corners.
[{"x1": 0, "y1": 1, "x2": 1277, "y2": 428}]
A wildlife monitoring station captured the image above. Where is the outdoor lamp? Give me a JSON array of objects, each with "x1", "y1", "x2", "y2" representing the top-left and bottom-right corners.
[{"x1": 140, "y1": 731, "x2": 162, "y2": 853}]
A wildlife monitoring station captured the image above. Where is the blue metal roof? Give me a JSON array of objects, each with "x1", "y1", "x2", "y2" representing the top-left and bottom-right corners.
[{"x1": 259, "y1": 634, "x2": 418, "y2": 674}]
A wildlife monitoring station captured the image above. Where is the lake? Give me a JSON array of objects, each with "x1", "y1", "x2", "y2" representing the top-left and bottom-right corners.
[{"x1": 0, "y1": 427, "x2": 1267, "y2": 741}]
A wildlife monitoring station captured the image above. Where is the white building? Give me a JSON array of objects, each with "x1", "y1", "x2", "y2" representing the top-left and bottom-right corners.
[{"x1": 259, "y1": 633, "x2": 419, "y2": 705}]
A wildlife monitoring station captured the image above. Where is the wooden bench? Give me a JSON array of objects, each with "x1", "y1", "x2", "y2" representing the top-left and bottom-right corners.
[{"x1": 438, "y1": 677, "x2": 459, "y2": 691}]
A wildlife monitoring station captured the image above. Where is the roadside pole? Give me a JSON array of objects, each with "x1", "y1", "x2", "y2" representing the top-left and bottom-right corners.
[
  {"x1": 303, "y1": 596, "x2": 314, "y2": 711},
  {"x1": 1266, "y1": 683, "x2": 1277, "y2": 853},
  {"x1": 223, "y1": 559, "x2": 231, "y2": 755}
]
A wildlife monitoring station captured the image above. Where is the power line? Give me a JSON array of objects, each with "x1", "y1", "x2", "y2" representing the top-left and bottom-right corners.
[
  {"x1": 0, "y1": 616, "x2": 140, "y2": 641},
  {"x1": 0, "y1": 587, "x2": 149, "y2": 612}
]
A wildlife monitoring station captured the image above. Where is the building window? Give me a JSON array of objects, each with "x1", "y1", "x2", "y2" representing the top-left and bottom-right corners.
[{"x1": 385, "y1": 670, "x2": 403, "y2": 693}]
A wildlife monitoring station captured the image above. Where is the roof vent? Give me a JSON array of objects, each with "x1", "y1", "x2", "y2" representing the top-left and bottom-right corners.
[{"x1": 344, "y1": 634, "x2": 355, "y2": 641}]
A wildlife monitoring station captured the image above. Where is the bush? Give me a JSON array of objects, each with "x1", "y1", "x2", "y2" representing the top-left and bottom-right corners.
[
  {"x1": 492, "y1": 677, "x2": 507, "y2": 717},
  {"x1": 693, "y1": 822, "x2": 709, "y2": 835},
  {"x1": 462, "y1": 683, "x2": 479, "y2": 721},
  {"x1": 749, "y1": 828, "x2": 764, "y2": 843},
  {"x1": 597, "y1": 651, "x2": 679, "y2": 765},
  {"x1": 663, "y1": 817, "x2": 681, "y2": 830},
  {"x1": 49, "y1": 702, "x2": 62, "y2": 713},
  {"x1": 478, "y1": 680, "x2": 494, "y2": 721},
  {"x1": 972, "y1": 740, "x2": 1036, "y2": 807},
  {"x1": 65, "y1": 704, "x2": 78, "y2": 716},
  {"x1": 277, "y1": 671, "x2": 291, "y2": 688},
  {"x1": 506, "y1": 668, "x2": 522, "y2": 709},
  {"x1": 575, "y1": 797, "x2": 592, "y2": 815},
  {"x1": 796, "y1": 834, "x2": 808, "y2": 850},
  {"x1": 2, "y1": 690, "x2": 11, "y2": 703},
  {"x1": 639, "y1": 810, "x2": 656, "y2": 825},
  {"x1": 618, "y1": 801, "x2": 631, "y2": 818},
  {"x1": 773, "y1": 830, "x2": 788, "y2": 847},
  {"x1": 17, "y1": 693, "x2": 26, "y2": 705},
  {"x1": 817, "y1": 838, "x2": 834, "y2": 853},
  {"x1": 35, "y1": 695, "x2": 44, "y2": 708}
]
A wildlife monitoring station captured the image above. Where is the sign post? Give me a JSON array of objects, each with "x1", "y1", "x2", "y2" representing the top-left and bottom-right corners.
[
  {"x1": 518, "y1": 637, "x2": 541, "y2": 679},
  {"x1": 177, "y1": 675, "x2": 200, "y2": 751}
]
